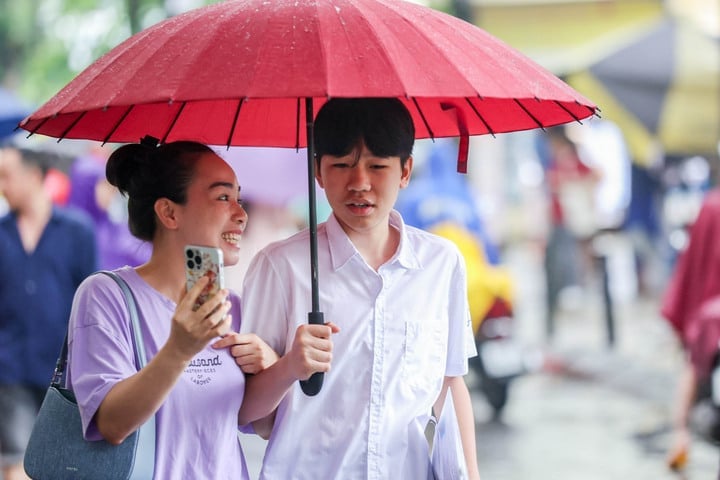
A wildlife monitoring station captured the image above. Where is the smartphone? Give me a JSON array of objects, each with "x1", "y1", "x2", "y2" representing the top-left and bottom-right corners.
[{"x1": 184, "y1": 245, "x2": 225, "y2": 311}]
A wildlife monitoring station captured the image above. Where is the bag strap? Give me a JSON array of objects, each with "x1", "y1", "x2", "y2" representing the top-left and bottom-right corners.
[
  {"x1": 97, "y1": 271, "x2": 156, "y2": 480},
  {"x1": 100, "y1": 270, "x2": 148, "y2": 369},
  {"x1": 49, "y1": 270, "x2": 156, "y2": 480},
  {"x1": 51, "y1": 270, "x2": 148, "y2": 388}
]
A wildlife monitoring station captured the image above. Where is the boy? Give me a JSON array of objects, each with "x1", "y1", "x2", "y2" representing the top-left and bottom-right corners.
[{"x1": 232, "y1": 98, "x2": 480, "y2": 479}]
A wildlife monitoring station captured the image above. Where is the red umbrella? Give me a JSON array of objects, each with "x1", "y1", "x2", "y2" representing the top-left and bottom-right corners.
[
  {"x1": 19, "y1": 0, "x2": 597, "y2": 395},
  {"x1": 20, "y1": 0, "x2": 595, "y2": 147}
]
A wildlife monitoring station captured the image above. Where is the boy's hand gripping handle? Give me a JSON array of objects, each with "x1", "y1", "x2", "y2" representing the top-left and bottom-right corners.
[{"x1": 300, "y1": 311, "x2": 324, "y2": 396}]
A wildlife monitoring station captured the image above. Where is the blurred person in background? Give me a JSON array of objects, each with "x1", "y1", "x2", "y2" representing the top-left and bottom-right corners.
[
  {"x1": 0, "y1": 136, "x2": 97, "y2": 480},
  {"x1": 67, "y1": 150, "x2": 151, "y2": 270},
  {"x1": 538, "y1": 127, "x2": 601, "y2": 337},
  {"x1": 661, "y1": 186, "x2": 720, "y2": 472}
]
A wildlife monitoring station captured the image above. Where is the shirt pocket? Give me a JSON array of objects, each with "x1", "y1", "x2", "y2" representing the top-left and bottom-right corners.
[{"x1": 402, "y1": 318, "x2": 447, "y2": 393}]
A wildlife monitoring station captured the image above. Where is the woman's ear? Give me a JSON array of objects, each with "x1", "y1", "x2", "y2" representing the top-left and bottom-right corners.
[{"x1": 154, "y1": 198, "x2": 179, "y2": 230}]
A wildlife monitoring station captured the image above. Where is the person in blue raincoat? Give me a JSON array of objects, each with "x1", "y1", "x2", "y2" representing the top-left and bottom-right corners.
[{"x1": 395, "y1": 138, "x2": 512, "y2": 332}]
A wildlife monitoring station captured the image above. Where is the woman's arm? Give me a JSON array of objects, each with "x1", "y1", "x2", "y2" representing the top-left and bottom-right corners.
[
  {"x1": 215, "y1": 322, "x2": 339, "y2": 426},
  {"x1": 95, "y1": 277, "x2": 232, "y2": 444}
]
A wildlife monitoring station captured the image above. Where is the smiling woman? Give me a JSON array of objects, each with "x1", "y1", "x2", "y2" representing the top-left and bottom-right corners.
[{"x1": 61, "y1": 136, "x2": 283, "y2": 479}]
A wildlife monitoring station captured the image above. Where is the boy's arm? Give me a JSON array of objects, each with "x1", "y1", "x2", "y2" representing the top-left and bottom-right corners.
[
  {"x1": 443, "y1": 375, "x2": 481, "y2": 480},
  {"x1": 216, "y1": 323, "x2": 339, "y2": 426}
]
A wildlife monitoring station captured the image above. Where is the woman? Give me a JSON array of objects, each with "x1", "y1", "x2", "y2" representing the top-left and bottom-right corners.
[{"x1": 66, "y1": 138, "x2": 277, "y2": 479}]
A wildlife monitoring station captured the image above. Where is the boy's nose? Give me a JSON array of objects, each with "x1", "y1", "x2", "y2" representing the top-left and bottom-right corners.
[{"x1": 348, "y1": 166, "x2": 370, "y2": 191}]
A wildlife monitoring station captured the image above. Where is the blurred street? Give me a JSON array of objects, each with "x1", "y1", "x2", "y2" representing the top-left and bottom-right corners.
[{"x1": 240, "y1": 238, "x2": 719, "y2": 479}]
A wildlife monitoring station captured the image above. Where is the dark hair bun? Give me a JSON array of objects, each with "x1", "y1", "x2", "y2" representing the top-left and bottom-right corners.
[{"x1": 105, "y1": 143, "x2": 153, "y2": 195}]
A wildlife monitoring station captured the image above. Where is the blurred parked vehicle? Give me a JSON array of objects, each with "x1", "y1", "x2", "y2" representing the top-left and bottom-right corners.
[{"x1": 430, "y1": 222, "x2": 525, "y2": 418}]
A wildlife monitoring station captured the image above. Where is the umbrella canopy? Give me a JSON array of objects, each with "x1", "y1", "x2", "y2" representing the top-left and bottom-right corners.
[
  {"x1": 18, "y1": 0, "x2": 597, "y2": 395},
  {"x1": 566, "y1": 17, "x2": 720, "y2": 165},
  {"x1": 19, "y1": 0, "x2": 596, "y2": 147}
]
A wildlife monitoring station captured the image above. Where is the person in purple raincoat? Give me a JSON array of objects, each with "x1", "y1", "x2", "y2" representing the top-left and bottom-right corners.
[{"x1": 68, "y1": 153, "x2": 151, "y2": 269}]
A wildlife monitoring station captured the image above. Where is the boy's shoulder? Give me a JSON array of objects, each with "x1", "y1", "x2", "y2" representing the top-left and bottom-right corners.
[
  {"x1": 257, "y1": 225, "x2": 314, "y2": 256},
  {"x1": 403, "y1": 222, "x2": 462, "y2": 257}
]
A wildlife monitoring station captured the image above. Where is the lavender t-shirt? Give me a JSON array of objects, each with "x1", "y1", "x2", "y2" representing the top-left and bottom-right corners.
[{"x1": 67, "y1": 267, "x2": 249, "y2": 479}]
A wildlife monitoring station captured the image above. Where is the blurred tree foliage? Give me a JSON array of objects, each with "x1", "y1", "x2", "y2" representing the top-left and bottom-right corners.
[
  {"x1": 0, "y1": 0, "x2": 216, "y2": 106},
  {"x1": 2, "y1": 0, "x2": 455, "y2": 108}
]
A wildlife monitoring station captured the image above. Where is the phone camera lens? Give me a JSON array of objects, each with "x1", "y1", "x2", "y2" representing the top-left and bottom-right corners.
[
  {"x1": 187, "y1": 259, "x2": 194, "y2": 269},
  {"x1": 186, "y1": 249, "x2": 194, "y2": 258}
]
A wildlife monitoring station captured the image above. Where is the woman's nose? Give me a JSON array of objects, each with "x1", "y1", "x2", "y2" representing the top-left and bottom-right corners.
[{"x1": 233, "y1": 203, "x2": 248, "y2": 224}]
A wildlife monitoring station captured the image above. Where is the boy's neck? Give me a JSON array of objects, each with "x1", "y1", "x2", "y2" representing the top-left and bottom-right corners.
[{"x1": 348, "y1": 223, "x2": 400, "y2": 271}]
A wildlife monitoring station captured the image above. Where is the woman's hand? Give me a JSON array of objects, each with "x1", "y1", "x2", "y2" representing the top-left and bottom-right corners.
[
  {"x1": 168, "y1": 276, "x2": 232, "y2": 361},
  {"x1": 213, "y1": 333, "x2": 280, "y2": 374}
]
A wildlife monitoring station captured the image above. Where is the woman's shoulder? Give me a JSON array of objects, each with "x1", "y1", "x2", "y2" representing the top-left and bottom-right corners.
[{"x1": 72, "y1": 268, "x2": 135, "y2": 329}]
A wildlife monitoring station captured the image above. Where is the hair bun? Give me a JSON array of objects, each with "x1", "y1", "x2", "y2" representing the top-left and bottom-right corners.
[{"x1": 105, "y1": 142, "x2": 154, "y2": 194}]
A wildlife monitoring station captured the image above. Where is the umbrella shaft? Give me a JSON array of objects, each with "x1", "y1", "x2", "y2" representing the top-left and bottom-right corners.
[{"x1": 306, "y1": 97, "x2": 320, "y2": 313}]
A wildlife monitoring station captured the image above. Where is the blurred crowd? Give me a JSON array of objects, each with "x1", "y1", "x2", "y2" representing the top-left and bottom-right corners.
[{"x1": 1, "y1": 119, "x2": 719, "y2": 477}]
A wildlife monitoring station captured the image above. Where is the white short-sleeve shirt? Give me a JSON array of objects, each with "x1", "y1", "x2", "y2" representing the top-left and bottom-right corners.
[{"x1": 240, "y1": 211, "x2": 475, "y2": 480}]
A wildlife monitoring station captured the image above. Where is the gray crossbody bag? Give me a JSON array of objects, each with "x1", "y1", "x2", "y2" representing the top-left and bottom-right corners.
[{"x1": 24, "y1": 271, "x2": 156, "y2": 480}]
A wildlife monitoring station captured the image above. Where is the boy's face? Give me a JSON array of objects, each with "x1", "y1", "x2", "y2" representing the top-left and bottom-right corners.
[{"x1": 315, "y1": 142, "x2": 412, "y2": 239}]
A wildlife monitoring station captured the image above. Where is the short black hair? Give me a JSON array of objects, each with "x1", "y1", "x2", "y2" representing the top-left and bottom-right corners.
[
  {"x1": 313, "y1": 98, "x2": 415, "y2": 166},
  {"x1": 0, "y1": 134, "x2": 60, "y2": 178}
]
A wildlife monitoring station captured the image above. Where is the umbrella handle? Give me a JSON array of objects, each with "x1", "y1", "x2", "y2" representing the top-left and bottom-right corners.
[{"x1": 300, "y1": 311, "x2": 325, "y2": 396}]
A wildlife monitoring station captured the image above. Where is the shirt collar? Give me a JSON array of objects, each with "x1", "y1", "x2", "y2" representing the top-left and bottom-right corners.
[{"x1": 326, "y1": 210, "x2": 421, "y2": 271}]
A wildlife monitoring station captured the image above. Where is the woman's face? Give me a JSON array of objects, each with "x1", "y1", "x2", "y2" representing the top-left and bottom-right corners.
[{"x1": 177, "y1": 152, "x2": 247, "y2": 267}]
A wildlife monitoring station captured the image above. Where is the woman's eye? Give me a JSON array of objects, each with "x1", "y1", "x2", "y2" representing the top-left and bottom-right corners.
[{"x1": 218, "y1": 194, "x2": 229, "y2": 201}]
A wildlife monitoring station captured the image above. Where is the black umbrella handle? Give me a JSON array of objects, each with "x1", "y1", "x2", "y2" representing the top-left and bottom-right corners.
[{"x1": 300, "y1": 311, "x2": 325, "y2": 396}]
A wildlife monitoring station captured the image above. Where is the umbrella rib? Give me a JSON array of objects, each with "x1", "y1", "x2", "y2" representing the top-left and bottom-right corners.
[
  {"x1": 57, "y1": 111, "x2": 88, "y2": 142},
  {"x1": 513, "y1": 99, "x2": 544, "y2": 130},
  {"x1": 554, "y1": 100, "x2": 585, "y2": 124},
  {"x1": 465, "y1": 97, "x2": 496, "y2": 137},
  {"x1": 102, "y1": 105, "x2": 135, "y2": 146},
  {"x1": 581, "y1": 101, "x2": 602, "y2": 118},
  {"x1": 226, "y1": 99, "x2": 244, "y2": 148},
  {"x1": 553, "y1": 100, "x2": 601, "y2": 125},
  {"x1": 24, "y1": 115, "x2": 51, "y2": 138},
  {"x1": 411, "y1": 98, "x2": 435, "y2": 140},
  {"x1": 160, "y1": 101, "x2": 187, "y2": 145}
]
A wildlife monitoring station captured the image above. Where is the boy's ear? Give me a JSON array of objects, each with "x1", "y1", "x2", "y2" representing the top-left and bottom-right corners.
[
  {"x1": 154, "y1": 198, "x2": 179, "y2": 230},
  {"x1": 400, "y1": 156, "x2": 413, "y2": 189},
  {"x1": 314, "y1": 159, "x2": 325, "y2": 188}
]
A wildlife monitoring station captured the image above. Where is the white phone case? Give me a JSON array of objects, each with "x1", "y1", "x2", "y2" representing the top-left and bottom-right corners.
[{"x1": 184, "y1": 245, "x2": 225, "y2": 311}]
